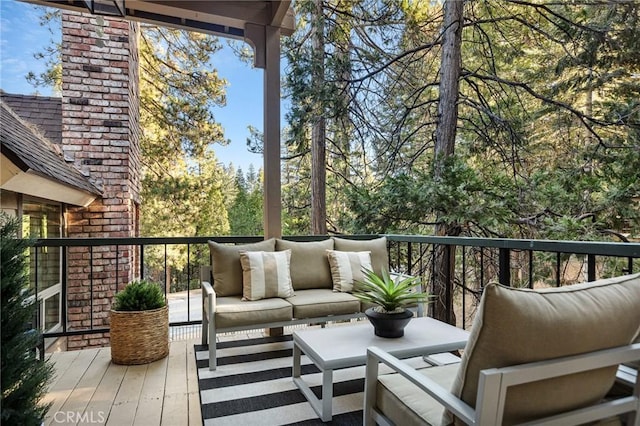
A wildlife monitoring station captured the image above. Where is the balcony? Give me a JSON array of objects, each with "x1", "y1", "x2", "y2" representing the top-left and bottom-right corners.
[{"x1": 35, "y1": 234, "x2": 639, "y2": 425}]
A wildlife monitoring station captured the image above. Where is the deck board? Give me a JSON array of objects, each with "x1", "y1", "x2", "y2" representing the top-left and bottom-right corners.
[
  {"x1": 45, "y1": 349, "x2": 101, "y2": 426},
  {"x1": 133, "y1": 355, "x2": 168, "y2": 426},
  {"x1": 106, "y1": 364, "x2": 147, "y2": 426},
  {"x1": 58, "y1": 349, "x2": 111, "y2": 424},
  {"x1": 44, "y1": 340, "x2": 200, "y2": 426},
  {"x1": 161, "y1": 341, "x2": 190, "y2": 426}
]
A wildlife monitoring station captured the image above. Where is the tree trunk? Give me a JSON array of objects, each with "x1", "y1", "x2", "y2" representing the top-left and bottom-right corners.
[
  {"x1": 311, "y1": 0, "x2": 327, "y2": 235},
  {"x1": 431, "y1": 0, "x2": 464, "y2": 324}
]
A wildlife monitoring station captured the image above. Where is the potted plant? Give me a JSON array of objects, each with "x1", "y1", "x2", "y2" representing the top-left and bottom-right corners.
[
  {"x1": 110, "y1": 279, "x2": 169, "y2": 365},
  {"x1": 353, "y1": 269, "x2": 430, "y2": 338}
]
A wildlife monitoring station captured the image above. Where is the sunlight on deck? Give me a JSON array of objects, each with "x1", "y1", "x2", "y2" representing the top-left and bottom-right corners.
[{"x1": 43, "y1": 340, "x2": 201, "y2": 426}]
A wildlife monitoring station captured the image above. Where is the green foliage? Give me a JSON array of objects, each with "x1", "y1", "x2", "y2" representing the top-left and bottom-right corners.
[
  {"x1": 112, "y1": 280, "x2": 166, "y2": 311},
  {"x1": 25, "y1": 8, "x2": 62, "y2": 94},
  {"x1": 1, "y1": 214, "x2": 53, "y2": 425},
  {"x1": 347, "y1": 154, "x2": 516, "y2": 234},
  {"x1": 353, "y1": 269, "x2": 430, "y2": 313},
  {"x1": 139, "y1": 26, "x2": 231, "y2": 242},
  {"x1": 228, "y1": 166, "x2": 263, "y2": 235}
]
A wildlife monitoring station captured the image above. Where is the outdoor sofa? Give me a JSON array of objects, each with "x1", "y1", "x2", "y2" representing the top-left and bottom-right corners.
[
  {"x1": 363, "y1": 273, "x2": 640, "y2": 425},
  {"x1": 201, "y1": 236, "x2": 406, "y2": 370}
]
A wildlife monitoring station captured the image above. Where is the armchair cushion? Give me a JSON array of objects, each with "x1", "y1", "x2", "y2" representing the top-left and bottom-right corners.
[
  {"x1": 208, "y1": 239, "x2": 276, "y2": 297},
  {"x1": 276, "y1": 239, "x2": 334, "y2": 290},
  {"x1": 326, "y1": 249, "x2": 372, "y2": 293},
  {"x1": 451, "y1": 273, "x2": 640, "y2": 425},
  {"x1": 333, "y1": 236, "x2": 389, "y2": 276},
  {"x1": 377, "y1": 363, "x2": 459, "y2": 426}
]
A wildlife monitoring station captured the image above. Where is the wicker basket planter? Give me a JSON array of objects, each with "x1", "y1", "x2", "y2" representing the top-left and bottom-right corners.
[{"x1": 110, "y1": 305, "x2": 169, "y2": 365}]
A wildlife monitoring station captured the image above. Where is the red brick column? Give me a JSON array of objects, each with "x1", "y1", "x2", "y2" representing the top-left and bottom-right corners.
[{"x1": 61, "y1": 11, "x2": 140, "y2": 350}]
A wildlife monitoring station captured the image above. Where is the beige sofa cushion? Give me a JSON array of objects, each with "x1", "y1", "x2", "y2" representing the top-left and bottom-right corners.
[
  {"x1": 377, "y1": 363, "x2": 459, "y2": 426},
  {"x1": 452, "y1": 273, "x2": 640, "y2": 425},
  {"x1": 214, "y1": 296, "x2": 292, "y2": 329},
  {"x1": 285, "y1": 289, "x2": 361, "y2": 318},
  {"x1": 275, "y1": 239, "x2": 334, "y2": 290},
  {"x1": 333, "y1": 236, "x2": 389, "y2": 275},
  {"x1": 240, "y1": 250, "x2": 294, "y2": 301},
  {"x1": 208, "y1": 239, "x2": 276, "y2": 297},
  {"x1": 326, "y1": 250, "x2": 372, "y2": 293}
]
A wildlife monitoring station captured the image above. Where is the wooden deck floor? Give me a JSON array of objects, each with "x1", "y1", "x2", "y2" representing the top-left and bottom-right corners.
[{"x1": 42, "y1": 339, "x2": 201, "y2": 426}]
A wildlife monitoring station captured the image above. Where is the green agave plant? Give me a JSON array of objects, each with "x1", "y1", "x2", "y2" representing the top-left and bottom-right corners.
[
  {"x1": 353, "y1": 269, "x2": 431, "y2": 313},
  {"x1": 112, "y1": 279, "x2": 166, "y2": 311}
]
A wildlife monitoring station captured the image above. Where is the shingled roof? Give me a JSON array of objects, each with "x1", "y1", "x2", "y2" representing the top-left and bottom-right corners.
[
  {"x1": 1, "y1": 99, "x2": 101, "y2": 198},
  {"x1": 1, "y1": 91, "x2": 62, "y2": 145}
]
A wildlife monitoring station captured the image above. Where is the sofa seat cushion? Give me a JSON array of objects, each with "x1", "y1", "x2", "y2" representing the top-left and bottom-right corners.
[
  {"x1": 333, "y1": 236, "x2": 389, "y2": 276},
  {"x1": 214, "y1": 296, "x2": 292, "y2": 329},
  {"x1": 452, "y1": 273, "x2": 640, "y2": 425},
  {"x1": 276, "y1": 239, "x2": 334, "y2": 290},
  {"x1": 286, "y1": 289, "x2": 361, "y2": 319},
  {"x1": 377, "y1": 363, "x2": 459, "y2": 426}
]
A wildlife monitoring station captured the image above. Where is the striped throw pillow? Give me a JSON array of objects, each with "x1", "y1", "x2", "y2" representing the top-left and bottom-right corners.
[
  {"x1": 326, "y1": 250, "x2": 372, "y2": 293},
  {"x1": 239, "y1": 250, "x2": 294, "y2": 301}
]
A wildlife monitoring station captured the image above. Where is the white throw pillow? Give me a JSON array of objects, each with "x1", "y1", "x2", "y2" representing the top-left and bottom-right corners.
[
  {"x1": 239, "y1": 250, "x2": 294, "y2": 301},
  {"x1": 326, "y1": 249, "x2": 372, "y2": 293}
]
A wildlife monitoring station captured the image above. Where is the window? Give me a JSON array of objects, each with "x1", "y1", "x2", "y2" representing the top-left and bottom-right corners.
[{"x1": 22, "y1": 200, "x2": 62, "y2": 334}]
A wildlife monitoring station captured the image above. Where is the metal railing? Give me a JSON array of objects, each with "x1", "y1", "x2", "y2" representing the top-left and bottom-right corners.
[
  {"x1": 32, "y1": 234, "x2": 640, "y2": 349},
  {"x1": 386, "y1": 235, "x2": 640, "y2": 328}
]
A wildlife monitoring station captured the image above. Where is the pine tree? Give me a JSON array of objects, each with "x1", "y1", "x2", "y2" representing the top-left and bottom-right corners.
[{"x1": 1, "y1": 214, "x2": 53, "y2": 425}]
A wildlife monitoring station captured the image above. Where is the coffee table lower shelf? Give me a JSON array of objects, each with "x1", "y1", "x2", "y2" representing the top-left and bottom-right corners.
[{"x1": 292, "y1": 317, "x2": 469, "y2": 422}]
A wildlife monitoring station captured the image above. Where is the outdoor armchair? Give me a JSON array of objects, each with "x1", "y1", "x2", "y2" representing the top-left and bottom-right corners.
[{"x1": 363, "y1": 274, "x2": 640, "y2": 425}]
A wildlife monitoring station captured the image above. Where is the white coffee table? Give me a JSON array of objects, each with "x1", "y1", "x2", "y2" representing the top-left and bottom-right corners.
[{"x1": 292, "y1": 316, "x2": 469, "y2": 421}]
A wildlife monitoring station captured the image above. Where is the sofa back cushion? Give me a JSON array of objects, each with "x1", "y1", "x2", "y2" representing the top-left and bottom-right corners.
[
  {"x1": 239, "y1": 250, "x2": 294, "y2": 301},
  {"x1": 208, "y1": 239, "x2": 276, "y2": 297},
  {"x1": 451, "y1": 273, "x2": 640, "y2": 425},
  {"x1": 276, "y1": 239, "x2": 334, "y2": 290},
  {"x1": 326, "y1": 250, "x2": 372, "y2": 293},
  {"x1": 333, "y1": 236, "x2": 389, "y2": 276}
]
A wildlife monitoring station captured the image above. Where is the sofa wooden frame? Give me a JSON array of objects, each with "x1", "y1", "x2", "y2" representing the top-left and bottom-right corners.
[{"x1": 364, "y1": 343, "x2": 640, "y2": 426}]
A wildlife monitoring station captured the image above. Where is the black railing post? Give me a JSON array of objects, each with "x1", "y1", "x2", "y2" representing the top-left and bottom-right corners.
[
  {"x1": 528, "y1": 250, "x2": 534, "y2": 289},
  {"x1": 90, "y1": 245, "x2": 94, "y2": 329},
  {"x1": 462, "y1": 247, "x2": 467, "y2": 329},
  {"x1": 115, "y1": 245, "x2": 120, "y2": 290},
  {"x1": 187, "y1": 243, "x2": 191, "y2": 321},
  {"x1": 587, "y1": 254, "x2": 596, "y2": 282},
  {"x1": 407, "y1": 242, "x2": 413, "y2": 275},
  {"x1": 140, "y1": 244, "x2": 144, "y2": 279},
  {"x1": 61, "y1": 247, "x2": 68, "y2": 334},
  {"x1": 444, "y1": 244, "x2": 452, "y2": 324},
  {"x1": 499, "y1": 248, "x2": 511, "y2": 286}
]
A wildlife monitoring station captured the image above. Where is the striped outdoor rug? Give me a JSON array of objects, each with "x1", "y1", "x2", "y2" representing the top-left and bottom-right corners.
[{"x1": 194, "y1": 335, "x2": 363, "y2": 425}]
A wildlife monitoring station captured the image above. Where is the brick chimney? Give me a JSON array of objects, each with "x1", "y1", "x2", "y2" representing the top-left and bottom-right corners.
[{"x1": 61, "y1": 10, "x2": 141, "y2": 349}]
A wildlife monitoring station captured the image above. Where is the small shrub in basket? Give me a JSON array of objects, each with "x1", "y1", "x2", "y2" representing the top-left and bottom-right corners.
[
  {"x1": 110, "y1": 280, "x2": 169, "y2": 365},
  {"x1": 112, "y1": 279, "x2": 166, "y2": 311}
]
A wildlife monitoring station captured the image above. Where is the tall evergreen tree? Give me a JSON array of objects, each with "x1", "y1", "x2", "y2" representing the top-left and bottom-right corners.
[
  {"x1": 1, "y1": 214, "x2": 53, "y2": 425},
  {"x1": 228, "y1": 167, "x2": 264, "y2": 235},
  {"x1": 139, "y1": 26, "x2": 230, "y2": 239}
]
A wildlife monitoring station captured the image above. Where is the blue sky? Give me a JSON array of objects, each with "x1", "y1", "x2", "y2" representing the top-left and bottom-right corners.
[{"x1": 0, "y1": 0, "x2": 272, "y2": 172}]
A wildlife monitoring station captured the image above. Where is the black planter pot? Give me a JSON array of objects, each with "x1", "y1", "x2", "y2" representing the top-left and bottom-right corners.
[{"x1": 365, "y1": 307, "x2": 413, "y2": 338}]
